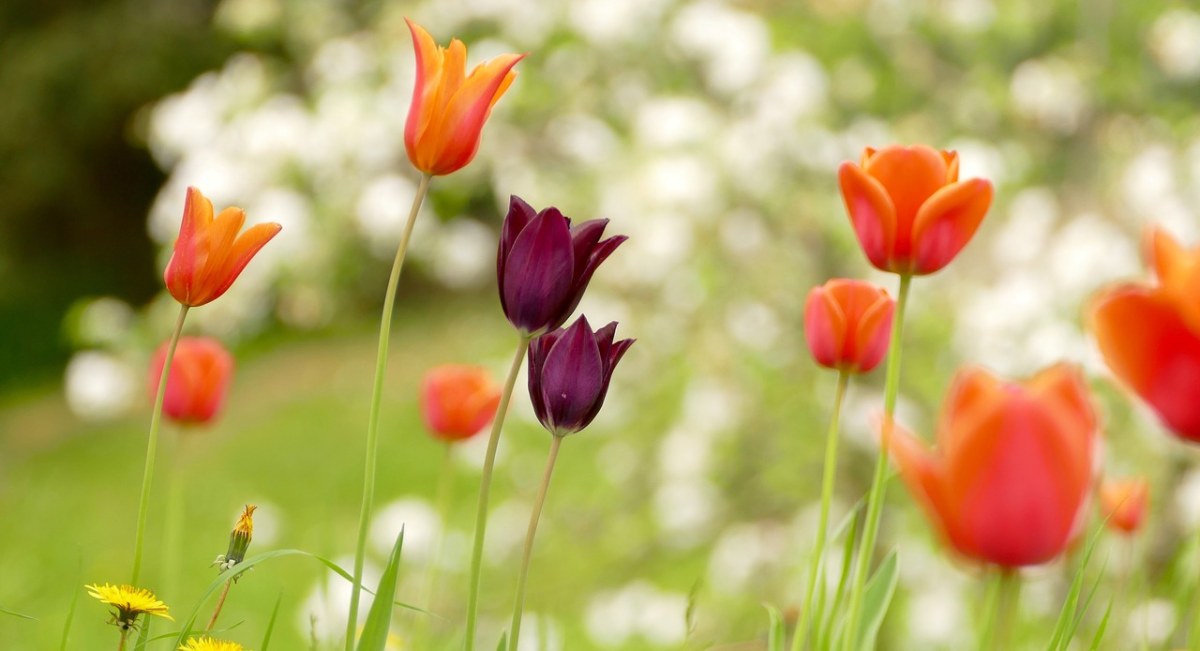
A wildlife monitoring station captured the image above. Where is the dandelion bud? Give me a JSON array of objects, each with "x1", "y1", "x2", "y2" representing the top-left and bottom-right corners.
[{"x1": 215, "y1": 504, "x2": 256, "y2": 571}]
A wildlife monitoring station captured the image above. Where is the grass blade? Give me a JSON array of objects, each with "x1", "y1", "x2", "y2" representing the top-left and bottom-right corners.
[
  {"x1": 0, "y1": 605, "x2": 37, "y2": 621},
  {"x1": 1088, "y1": 598, "x2": 1113, "y2": 650},
  {"x1": 1047, "y1": 524, "x2": 1106, "y2": 651},
  {"x1": 853, "y1": 548, "x2": 899, "y2": 651},
  {"x1": 765, "y1": 603, "x2": 786, "y2": 651},
  {"x1": 818, "y1": 503, "x2": 862, "y2": 651},
  {"x1": 262, "y1": 593, "x2": 283, "y2": 650},
  {"x1": 355, "y1": 526, "x2": 405, "y2": 651}
]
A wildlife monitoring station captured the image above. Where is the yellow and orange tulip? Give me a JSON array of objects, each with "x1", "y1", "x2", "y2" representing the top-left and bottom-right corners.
[
  {"x1": 804, "y1": 279, "x2": 894, "y2": 374},
  {"x1": 1090, "y1": 227, "x2": 1200, "y2": 442},
  {"x1": 163, "y1": 187, "x2": 281, "y2": 308},
  {"x1": 1099, "y1": 478, "x2": 1149, "y2": 536},
  {"x1": 885, "y1": 364, "x2": 1098, "y2": 567},
  {"x1": 404, "y1": 18, "x2": 524, "y2": 176},
  {"x1": 838, "y1": 145, "x2": 993, "y2": 275}
]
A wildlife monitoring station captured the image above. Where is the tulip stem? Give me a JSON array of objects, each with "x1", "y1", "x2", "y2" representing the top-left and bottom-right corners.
[
  {"x1": 793, "y1": 369, "x2": 851, "y2": 651},
  {"x1": 995, "y1": 571, "x2": 1021, "y2": 650},
  {"x1": 465, "y1": 334, "x2": 532, "y2": 651},
  {"x1": 345, "y1": 172, "x2": 433, "y2": 650},
  {"x1": 977, "y1": 570, "x2": 1003, "y2": 650},
  {"x1": 420, "y1": 443, "x2": 456, "y2": 640},
  {"x1": 131, "y1": 303, "x2": 189, "y2": 585},
  {"x1": 508, "y1": 435, "x2": 563, "y2": 651},
  {"x1": 842, "y1": 273, "x2": 911, "y2": 651}
]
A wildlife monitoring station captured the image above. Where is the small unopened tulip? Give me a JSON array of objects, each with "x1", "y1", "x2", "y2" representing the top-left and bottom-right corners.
[
  {"x1": 420, "y1": 365, "x2": 502, "y2": 442},
  {"x1": 164, "y1": 187, "x2": 282, "y2": 307},
  {"x1": 498, "y1": 196, "x2": 627, "y2": 335},
  {"x1": 886, "y1": 364, "x2": 1099, "y2": 567},
  {"x1": 804, "y1": 279, "x2": 894, "y2": 374},
  {"x1": 527, "y1": 316, "x2": 633, "y2": 437},
  {"x1": 148, "y1": 337, "x2": 234, "y2": 426},
  {"x1": 404, "y1": 18, "x2": 524, "y2": 176},
  {"x1": 838, "y1": 145, "x2": 993, "y2": 275},
  {"x1": 1100, "y1": 478, "x2": 1149, "y2": 535}
]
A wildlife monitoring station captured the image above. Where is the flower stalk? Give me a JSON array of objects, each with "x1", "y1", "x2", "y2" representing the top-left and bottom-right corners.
[
  {"x1": 465, "y1": 334, "x2": 531, "y2": 651},
  {"x1": 509, "y1": 435, "x2": 563, "y2": 651},
  {"x1": 793, "y1": 369, "x2": 850, "y2": 651},
  {"x1": 131, "y1": 303, "x2": 190, "y2": 584},
  {"x1": 345, "y1": 172, "x2": 433, "y2": 649}
]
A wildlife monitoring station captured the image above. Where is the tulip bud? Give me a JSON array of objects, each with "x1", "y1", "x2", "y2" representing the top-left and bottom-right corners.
[
  {"x1": 420, "y1": 365, "x2": 502, "y2": 442},
  {"x1": 1100, "y1": 478, "x2": 1149, "y2": 535},
  {"x1": 148, "y1": 337, "x2": 234, "y2": 426},
  {"x1": 804, "y1": 279, "x2": 894, "y2": 374},
  {"x1": 497, "y1": 196, "x2": 626, "y2": 335},
  {"x1": 527, "y1": 316, "x2": 633, "y2": 437}
]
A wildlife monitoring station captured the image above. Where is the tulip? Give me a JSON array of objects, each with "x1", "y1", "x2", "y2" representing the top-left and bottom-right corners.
[
  {"x1": 405, "y1": 18, "x2": 524, "y2": 176},
  {"x1": 1099, "y1": 478, "x2": 1149, "y2": 535},
  {"x1": 498, "y1": 196, "x2": 627, "y2": 336},
  {"x1": 148, "y1": 337, "x2": 234, "y2": 426},
  {"x1": 164, "y1": 187, "x2": 282, "y2": 308},
  {"x1": 838, "y1": 145, "x2": 994, "y2": 275},
  {"x1": 804, "y1": 279, "x2": 895, "y2": 374},
  {"x1": 527, "y1": 316, "x2": 634, "y2": 437},
  {"x1": 1090, "y1": 227, "x2": 1200, "y2": 442},
  {"x1": 420, "y1": 365, "x2": 502, "y2": 442},
  {"x1": 885, "y1": 364, "x2": 1098, "y2": 567}
]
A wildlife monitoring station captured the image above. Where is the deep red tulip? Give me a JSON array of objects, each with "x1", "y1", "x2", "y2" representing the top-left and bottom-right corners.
[
  {"x1": 527, "y1": 316, "x2": 633, "y2": 437},
  {"x1": 498, "y1": 196, "x2": 627, "y2": 335},
  {"x1": 885, "y1": 364, "x2": 1098, "y2": 567},
  {"x1": 148, "y1": 337, "x2": 234, "y2": 425},
  {"x1": 1090, "y1": 227, "x2": 1200, "y2": 442},
  {"x1": 420, "y1": 365, "x2": 502, "y2": 442},
  {"x1": 804, "y1": 279, "x2": 894, "y2": 374},
  {"x1": 838, "y1": 145, "x2": 993, "y2": 275},
  {"x1": 405, "y1": 18, "x2": 524, "y2": 176},
  {"x1": 164, "y1": 187, "x2": 282, "y2": 307},
  {"x1": 1099, "y1": 478, "x2": 1149, "y2": 536}
]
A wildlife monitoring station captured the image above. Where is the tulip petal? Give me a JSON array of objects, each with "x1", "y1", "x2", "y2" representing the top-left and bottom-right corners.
[
  {"x1": 498, "y1": 195, "x2": 538, "y2": 291},
  {"x1": 1090, "y1": 286, "x2": 1200, "y2": 441},
  {"x1": 540, "y1": 317, "x2": 604, "y2": 434},
  {"x1": 555, "y1": 233, "x2": 628, "y2": 330},
  {"x1": 527, "y1": 331, "x2": 561, "y2": 427},
  {"x1": 803, "y1": 286, "x2": 847, "y2": 369},
  {"x1": 502, "y1": 210, "x2": 575, "y2": 333},
  {"x1": 910, "y1": 178, "x2": 993, "y2": 275},
  {"x1": 164, "y1": 187, "x2": 215, "y2": 304},
  {"x1": 838, "y1": 162, "x2": 896, "y2": 270},
  {"x1": 937, "y1": 367, "x2": 1004, "y2": 454},
  {"x1": 862, "y1": 145, "x2": 950, "y2": 245},
  {"x1": 404, "y1": 18, "x2": 444, "y2": 157},
  {"x1": 424, "y1": 52, "x2": 524, "y2": 175},
  {"x1": 1146, "y1": 225, "x2": 1187, "y2": 284},
  {"x1": 852, "y1": 292, "x2": 894, "y2": 373},
  {"x1": 883, "y1": 419, "x2": 972, "y2": 557}
]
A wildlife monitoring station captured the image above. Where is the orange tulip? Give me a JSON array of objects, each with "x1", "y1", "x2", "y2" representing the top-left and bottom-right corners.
[
  {"x1": 838, "y1": 145, "x2": 994, "y2": 275},
  {"x1": 148, "y1": 337, "x2": 234, "y2": 425},
  {"x1": 1099, "y1": 478, "x2": 1149, "y2": 535},
  {"x1": 404, "y1": 18, "x2": 524, "y2": 177},
  {"x1": 163, "y1": 187, "x2": 282, "y2": 307},
  {"x1": 1090, "y1": 227, "x2": 1200, "y2": 442},
  {"x1": 885, "y1": 364, "x2": 1098, "y2": 567},
  {"x1": 804, "y1": 279, "x2": 894, "y2": 374},
  {"x1": 420, "y1": 365, "x2": 502, "y2": 442}
]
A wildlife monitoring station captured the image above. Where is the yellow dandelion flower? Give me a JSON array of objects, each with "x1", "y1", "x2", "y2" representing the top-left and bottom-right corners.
[
  {"x1": 178, "y1": 636, "x2": 248, "y2": 651},
  {"x1": 85, "y1": 583, "x2": 173, "y2": 630},
  {"x1": 234, "y1": 504, "x2": 256, "y2": 538}
]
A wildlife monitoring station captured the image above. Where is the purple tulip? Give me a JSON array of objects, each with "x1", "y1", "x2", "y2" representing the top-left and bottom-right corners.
[
  {"x1": 497, "y1": 196, "x2": 627, "y2": 335},
  {"x1": 528, "y1": 316, "x2": 634, "y2": 436}
]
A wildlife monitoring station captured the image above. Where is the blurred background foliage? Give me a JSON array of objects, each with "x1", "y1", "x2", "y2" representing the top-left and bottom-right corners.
[{"x1": 6, "y1": 0, "x2": 1200, "y2": 648}]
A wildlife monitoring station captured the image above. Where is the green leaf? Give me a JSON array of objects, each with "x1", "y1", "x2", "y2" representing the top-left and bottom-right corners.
[
  {"x1": 853, "y1": 548, "x2": 899, "y2": 651},
  {"x1": 356, "y1": 525, "x2": 405, "y2": 651},
  {"x1": 1047, "y1": 524, "x2": 1106, "y2": 651},
  {"x1": 1088, "y1": 599, "x2": 1113, "y2": 651},
  {"x1": 764, "y1": 603, "x2": 786, "y2": 651},
  {"x1": 818, "y1": 503, "x2": 862, "y2": 651},
  {"x1": 262, "y1": 593, "x2": 283, "y2": 650},
  {"x1": 0, "y1": 605, "x2": 36, "y2": 621},
  {"x1": 134, "y1": 618, "x2": 152, "y2": 650},
  {"x1": 495, "y1": 632, "x2": 507, "y2": 651}
]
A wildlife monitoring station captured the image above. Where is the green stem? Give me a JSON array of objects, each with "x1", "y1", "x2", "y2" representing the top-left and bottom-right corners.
[
  {"x1": 131, "y1": 303, "x2": 189, "y2": 584},
  {"x1": 206, "y1": 580, "x2": 233, "y2": 632},
  {"x1": 509, "y1": 435, "x2": 563, "y2": 651},
  {"x1": 465, "y1": 334, "x2": 532, "y2": 651},
  {"x1": 842, "y1": 273, "x2": 911, "y2": 651},
  {"x1": 345, "y1": 173, "x2": 432, "y2": 649},
  {"x1": 977, "y1": 570, "x2": 1003, "y2": 651},
  {"x1": 994, "y1": 571, "x2": 1021, "y2": 650},
  {"x1": 420, "y1": 443, "x2": 456, "y2": 642},
  {"x1": 117, "y1": 629, "x2": 128, "y2": 651},
  {"x1": 792, "y1": 370, "x2": 851, "y2": 651},
  {"x1": 163, "y1": 433, "x2": 189, "y2": 598}
]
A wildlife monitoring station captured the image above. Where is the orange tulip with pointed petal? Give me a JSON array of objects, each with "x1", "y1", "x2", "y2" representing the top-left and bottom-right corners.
[
  {"x1": 164, "y1": 187, "x2": 281, "y2": 307},
  {"x1": 148, "y1": 337, "x2": 234, "y2": 426},
  {"x1": 1099, "y1": 478, "x2": 1149, "y2": 535},
  {"x1": 405, "y1": 18, "x2": 525, "y2": 176},
  {"x1": 804, "y1": 279, "x2": 894, "y2": 374},
  {"x1": 885, "y1": 364, "x2": 1099, "y2": 567},
  {"x1": 838, "y1": 145, "x2": 994, "y2": 275},
  {"x1": 420, "y1": 364, "x2": 502, "y2": 442},
  {"x1": 1090, "y1": 227, "x2": 1200, "y2": 442}
]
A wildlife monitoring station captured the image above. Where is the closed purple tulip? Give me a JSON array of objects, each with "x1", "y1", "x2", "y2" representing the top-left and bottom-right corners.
[
  {"x1": 528, "y1": 316, "x2": 634, "y2": 436},
  {"x1": 498, "y1": 196, "x2": 627, "y2": 335}
]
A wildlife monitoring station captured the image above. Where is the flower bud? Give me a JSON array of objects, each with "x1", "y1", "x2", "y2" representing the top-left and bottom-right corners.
[{"x1": 527, "y1": 316, "x2": 633, "y2": 437}]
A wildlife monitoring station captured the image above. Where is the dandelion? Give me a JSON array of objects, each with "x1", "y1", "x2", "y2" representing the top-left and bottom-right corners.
[
  {"x1": 178, "y1": 637, "x2": 247, "y2": 651},
  {"x1": 87, "y1": 583, "x2": 172, "y2": 649},
  {"x1": 208, "y1": 505, "x2": 256, "y2": 632}
]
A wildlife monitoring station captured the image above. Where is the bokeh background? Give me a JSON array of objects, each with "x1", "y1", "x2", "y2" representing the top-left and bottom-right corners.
[{"x1": 5, "y1": 0, "x2": 1200, "y2": 648}]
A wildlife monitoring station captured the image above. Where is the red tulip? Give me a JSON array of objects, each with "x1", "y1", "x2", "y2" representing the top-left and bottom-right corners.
[
  {"x1": 148, "y1": 337, "x2": 234, "y2": 425},
  {"x1": 405, "y1": 18, "x2": 525, "y2": 176},
  {"x1": 804, "y1": 279, "x2": 894, "y2": 374},
  {"x1": 1090, "y1": 227, "x2": 1200, "y2": 442},
  {"x1": 420, "y1": 365, "x2": 502, "y2": 442},
  {"x1": 885, "y1": 364, "x2": 1099, "y2": 567},
  {"x1": 164, "y1": 187, "x2": 282, "y2": 307},
  {"x1": 1099, "y1": 478, "x2": 1149, "y2": 535},
  {"x1": 838, "y1": 145, "x2": 994, "y2": 275}
]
